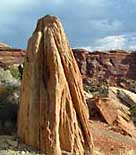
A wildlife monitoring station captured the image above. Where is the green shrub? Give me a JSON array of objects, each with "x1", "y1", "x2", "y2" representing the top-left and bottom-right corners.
[
  {"x1": 83, "y1": 78, "x2": 109, "y2": 97},
  {"x1": 130, "y1": 105, "x2": 136, "y2": 124},
  {"x1": 9, "y1": 66, "x2": 21, "y2": 80},
  {"x1": 0, "y1": 67, "x2": 20, "y2": 86},
  {"x1": 117, "y1": 77, "x2": 128, "y2": 83},
  {"x1": 0, "y1": 85, "x2": 19, "y2": 105},
  {"x1": 0, "y1": 67, "x2": 20, "y2": 105}
]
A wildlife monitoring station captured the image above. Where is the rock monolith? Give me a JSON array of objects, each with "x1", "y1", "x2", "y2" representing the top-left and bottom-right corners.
[{"x1": 17, "y1": 15, "x2": 93, "y2": 155}]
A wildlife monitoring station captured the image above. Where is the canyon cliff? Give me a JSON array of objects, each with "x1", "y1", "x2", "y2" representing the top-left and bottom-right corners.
[
  {"x1": 2, "y1": 45, "x2": 136, "y2": 89},
  {"x1": 73, "y1": 49, "x2": 136, "y2": 88}
]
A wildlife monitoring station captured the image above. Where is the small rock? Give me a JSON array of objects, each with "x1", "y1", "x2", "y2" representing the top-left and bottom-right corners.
[
  {"x1": 7, "y1": 139, "x2": 18, "y2": 147},
  {"x1": 21, "y1": 151, "x2": 26, "y2": 154}
]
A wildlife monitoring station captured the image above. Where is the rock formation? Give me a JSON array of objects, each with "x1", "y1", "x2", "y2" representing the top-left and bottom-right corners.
[
  {"x1": 73, "y1": 49, "x2": 136, "y2": 89},
  {"x1": 0, "y1": 43, "x2": 23, "y2": 134},
  {"x1": 87, "y1": 87, "x2": 136, "y2": 138},
  {"x1": 17, "y1": 15, "x2": 93, "y2": 155},
  {"x1": 0, "y1": 44, "x2": 25, "y2": 68},
  {"x1": 1, "y1": 45, "x2": 136, "y2": 90},
  {"x1": 1, "y1": 44, "x2": 136, "y2": 89}
]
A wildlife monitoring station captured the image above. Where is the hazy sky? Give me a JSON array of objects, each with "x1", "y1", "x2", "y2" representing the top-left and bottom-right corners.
[{"x1": 0, "y1": 0, "x2": 136, "y2": 51}]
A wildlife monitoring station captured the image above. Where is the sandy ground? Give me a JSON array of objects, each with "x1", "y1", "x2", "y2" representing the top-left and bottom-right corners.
[
  {"x1": 90, "y1": 120, "x2": 136, "y2": 155},
  {"x1": 0, "y1": 121, "x2": 136, "y2": 155}
]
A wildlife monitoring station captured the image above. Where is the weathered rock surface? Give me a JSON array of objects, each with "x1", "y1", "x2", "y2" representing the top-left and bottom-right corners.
[
  {"x1": 88, "y1": 87, "x2": 136, "y2": 138},
  {"x1": 73, "y1": 49, "x2": 136, "y2": 88},
  {"x1": 110, "y1": 87, "x2": 136, "y2": 106},
  {"x1": 18, "y1": 15, "x2": 93, "y2": 155},
  {"x1": 0, "y1": 43, "x2": 25, "y2": 68}
]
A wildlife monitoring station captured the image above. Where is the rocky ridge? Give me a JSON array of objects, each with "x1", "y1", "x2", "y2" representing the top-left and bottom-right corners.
[
  {"x1": 73, "y1": 49, "x2": 136, "y2": 91},
  {"x1": 1, "y1": 46, "x2": 136, "y2": 90},
  {"x1": 0, "y1": 43, "x2": 25, "y2": 68}
]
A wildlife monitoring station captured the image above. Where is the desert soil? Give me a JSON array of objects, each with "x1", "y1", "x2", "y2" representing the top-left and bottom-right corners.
[
  {"x1": 0, "y1": 121, "x2": 136, "y2": 155},
  {"x1": 91, "y1": 120, "x2": 136, "y2": 155}
]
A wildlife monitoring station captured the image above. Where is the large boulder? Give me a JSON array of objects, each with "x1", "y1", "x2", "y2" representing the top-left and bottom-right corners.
[
  {"x1": 18, "y1": 15, "x2": 93, "y2": 155},
  {"x1": 88, "y1": 87, "x2": 136, "y2": 138}
]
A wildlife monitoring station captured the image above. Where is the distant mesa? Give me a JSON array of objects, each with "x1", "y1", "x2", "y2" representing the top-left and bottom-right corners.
[
  {"x1": 0, "y1": 42, "x2": 11, "y2": 49},
  {"x1": 0, "y1": 42, "x2": 25, "y2": 67}
]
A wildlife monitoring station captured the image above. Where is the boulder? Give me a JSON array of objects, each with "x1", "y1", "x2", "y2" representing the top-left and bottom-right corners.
[
  {"x1": 18, "y1": 15, "x2": 93, "y2": 155},
  {"x1": 88, "y1": 87, "x2": 136, "y2": 138},
  {"x1": 110, "y1": 87, "x2": 136, "y2": 106}
]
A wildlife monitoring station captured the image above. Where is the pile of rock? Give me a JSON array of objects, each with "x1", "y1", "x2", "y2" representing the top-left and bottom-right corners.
[{"x1": 87, "y1": 87, "x2": 136, "y2": 138}]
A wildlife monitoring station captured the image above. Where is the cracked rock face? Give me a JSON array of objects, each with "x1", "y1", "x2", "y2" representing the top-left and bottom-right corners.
[{"x1": 17, "y1": 15, "x2": 93, "y2": 155}]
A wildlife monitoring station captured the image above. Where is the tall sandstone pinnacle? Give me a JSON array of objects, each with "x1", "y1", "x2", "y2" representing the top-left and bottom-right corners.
[{"x1": 18, "y1": 15, "x2": 93, "y2": 155}]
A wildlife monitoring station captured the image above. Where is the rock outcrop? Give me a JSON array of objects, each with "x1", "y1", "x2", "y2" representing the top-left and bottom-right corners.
[
  {"x1": 0, "y1": 43, "x2": 25, "y2": 68},
  {"x1": 73, "y1": 49, "x2": 136, "y2": 89},
  {"x1": 1, "y1": 44, "x2": 136, "y2": 90},
  {"x1": 87, "y1": 87, "x2": 136, "y2": 138},
  {"x1": 18, "y1": 15, "x2": 93, "y2": 155}
]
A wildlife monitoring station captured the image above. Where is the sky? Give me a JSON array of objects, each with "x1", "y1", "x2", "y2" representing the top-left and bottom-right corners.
[{"x1": 0, "y1": 0, "x2": 136, "y2": 51}]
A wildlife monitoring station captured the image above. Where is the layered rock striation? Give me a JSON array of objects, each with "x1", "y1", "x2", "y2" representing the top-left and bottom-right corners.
[
  {"x1": 1, "y1": 44, "x2": 136, "y2": 89},
  {"x1": 73, "y1": 49, "x2": 136, "y2": 87},
  {"x1": 18, "y1": 15, "x2": 93, "y2": 155},
  {"x1": 0, "y1": 43, "x2": 25, "y2": 68}
]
